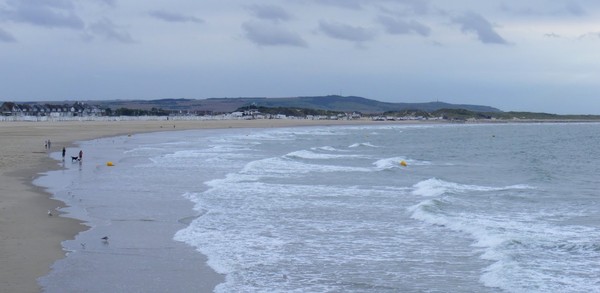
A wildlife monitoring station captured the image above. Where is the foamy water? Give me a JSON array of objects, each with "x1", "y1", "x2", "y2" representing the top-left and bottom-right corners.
[{"x1": 39, "y1": 123, "x2": 600, "y2": 292}]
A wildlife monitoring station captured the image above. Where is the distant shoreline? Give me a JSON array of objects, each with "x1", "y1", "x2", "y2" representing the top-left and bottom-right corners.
[{"x1": 2, "y1": 114, "x2": 600, "y2": 124}]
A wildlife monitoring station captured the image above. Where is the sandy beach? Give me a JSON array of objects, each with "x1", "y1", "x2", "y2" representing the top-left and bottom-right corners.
[{"x1": 0, "y1": 118, "x2": 387, "y2": 292}]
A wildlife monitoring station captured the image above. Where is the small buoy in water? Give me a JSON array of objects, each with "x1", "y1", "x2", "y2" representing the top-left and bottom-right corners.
[
  {"x1": 400, "y1": 160, "x2": 407, "y2": 167},
  {"x1": 106, "y1": 161, "x2": 114, "y2": 167}
]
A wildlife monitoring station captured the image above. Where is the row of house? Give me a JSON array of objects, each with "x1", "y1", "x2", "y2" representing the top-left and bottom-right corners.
[
  {"x1": 0, "y1": 102, "x2": 104, "y2": 117},
  {"x1": 229, "y1": 109, "x2": 364, "y2": 120}
]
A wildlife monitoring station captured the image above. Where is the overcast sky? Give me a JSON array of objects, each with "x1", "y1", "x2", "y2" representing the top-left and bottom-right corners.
[{"x1": 1, "y1": 0, "x2": 599, "y2": 114}]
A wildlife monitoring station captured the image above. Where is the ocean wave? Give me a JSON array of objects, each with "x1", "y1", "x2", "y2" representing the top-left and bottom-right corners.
[
  {"x1": 311, "y1": 146, "x2": 339, "y2": 152},
  {"x1": 348, "y1": 142, "x2": 378, "y2": 148},
  {"x1": 409, "y1": 184, "x2": 600, "y2": 293},
  {"x1": 123, "y1": 146, "x2": 165, "y2": 155},
  {"x1": 239, "y1": 157, "x2": 371, "y2": 179},
  {"x1": 411, "y1": 178, "x2": 534, "y2": 197},
  {"x1": 285, "y1": 150, "x2": 366, "y2": 160}
]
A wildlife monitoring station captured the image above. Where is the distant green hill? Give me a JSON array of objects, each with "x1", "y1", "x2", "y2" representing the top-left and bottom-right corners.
[
  {"x1": 8, "y1": 96, "x2": 600, "y2": 120},
  {"x1": 212, "y1": 95, "x2": 501, "y2": 113},
  {"x1": 90, "y1": 95, "x2": 501, "y2": 114}
]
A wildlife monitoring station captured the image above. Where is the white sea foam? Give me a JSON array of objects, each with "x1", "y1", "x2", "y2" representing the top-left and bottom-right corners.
[
  {"x1": 411, "y1": 178, "x2": 531, "y2": 197},
  {"x1": 311, "y1": 146, "x2": 338, "y2": 152},
  {"x1": 123, "y1": 146, "x2": 165, "y2": 155},
  {"x1": 176, "y1": 177, "x2": 414, "y2": 292},
  {"x1": 285, "y1": 150, "x2": 366, "y2": 160},
  {"x1": 238, "y1": 156, "x2": 372, "y2": 179},
  {"x1": 348, "y1": 142, "x2": 378, "y2": 148}
]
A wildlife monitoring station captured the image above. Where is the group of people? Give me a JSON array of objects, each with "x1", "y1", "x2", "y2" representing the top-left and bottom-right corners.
[
  {"x1": 60, "y1": 146, "x2": 83, "y2": 162},
  {"x1": 46, "y1": 139, "x2": 83, "y2": 162}
]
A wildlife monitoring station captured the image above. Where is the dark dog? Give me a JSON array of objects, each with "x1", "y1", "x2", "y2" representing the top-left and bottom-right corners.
[{"x1": 71, "y1": 156, "x2": 80, "y2": 162}]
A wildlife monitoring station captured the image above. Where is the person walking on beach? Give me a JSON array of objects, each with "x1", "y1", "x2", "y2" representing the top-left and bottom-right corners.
[
  {"x1": 79, "y1": 150, "x2": 83, "y2": 161},
  {"x1": 62, "y1": 147, "x2": 66, "y2": 160}
]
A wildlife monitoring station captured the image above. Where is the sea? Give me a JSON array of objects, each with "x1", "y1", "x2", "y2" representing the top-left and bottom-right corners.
[{"x1": 36, "y1": 122, "x2": 600, "y2": 293}]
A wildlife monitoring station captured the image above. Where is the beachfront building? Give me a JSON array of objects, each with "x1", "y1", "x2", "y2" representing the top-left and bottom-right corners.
[{"x1": 0, "y1": 102, "x2": 105, "y2": 118}]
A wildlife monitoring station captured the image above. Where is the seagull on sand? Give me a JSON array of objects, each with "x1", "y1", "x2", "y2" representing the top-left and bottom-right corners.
[
  {"x1": 101, "y1": 236, "x2": 109, "y2": 243},
  {"x1": 47, "y1": 209, "x2": 53, "y2": 216},
  {"x1": 80, "y1": 243, "x2": 86, "y2": 249}
]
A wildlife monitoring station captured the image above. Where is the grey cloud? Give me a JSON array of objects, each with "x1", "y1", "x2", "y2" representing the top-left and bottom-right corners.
[
  {"x1": 0, "y1": 0, "x2": 84, "y2": 29},
  {"x1": 318, "y1": 21, "x2": 376, "y2": 43},
  {"x1": 88, "y1": 18, "x2": 134, "y2": 43},
  {"x1": 247, "y1": 5, "x2": 291, "y2": 22},
  {"x1": 242, "y1": 21, "x2": 307, "y2": 47},
  {"x1": 0, "y1": 27, "x2": 17, "y2": 42},
  {"x1": 378, "y1": 16, "x2": 430, "y2": 36},
  {"x1": 149, "y1": 10, "x2": 204, "y2": 24},
  {"x1": 452, "y1": 12, "x2": 508, "y2": 45},
  {"x1": 564, "y1": 0, "x2": 585, "y2": 16}
]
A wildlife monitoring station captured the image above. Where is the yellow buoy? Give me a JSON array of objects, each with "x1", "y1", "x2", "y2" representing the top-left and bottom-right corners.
[
  {"x1": 106, "y1": 161, "x2": 114, "y2": 167},
  {"x1": 400, "y1": 160, "x2": 407, "y2": 167}
]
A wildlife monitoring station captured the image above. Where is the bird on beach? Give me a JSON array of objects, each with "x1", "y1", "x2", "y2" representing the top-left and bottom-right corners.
[
  {"x1": 101, "y1": 236, "x2": 109, "y2": 243},
  {"x1": 80, "y1": 243, "x2": 86, "y2": 249},
  {"x1": 47, "y1": 209, "x2": 53, "y2": 216}
]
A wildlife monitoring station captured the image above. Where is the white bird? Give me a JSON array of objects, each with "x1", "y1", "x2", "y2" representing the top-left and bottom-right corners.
[
  {"x1": 47, "y1": 209, "x2": 53, "y2": 216},
  {"x1": 101, "y1": 236, "x2": 109, "y2": 243}
]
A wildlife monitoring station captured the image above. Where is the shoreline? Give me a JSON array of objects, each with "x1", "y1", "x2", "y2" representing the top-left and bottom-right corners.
[
  {"x1": 0, "y1": 119, "x2": 395, "y2": 292},
  {"x1": 3, "y1": 118, "x2": 597, "y2": 292}
]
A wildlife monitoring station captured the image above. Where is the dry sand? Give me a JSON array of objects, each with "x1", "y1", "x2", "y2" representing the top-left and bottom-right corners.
[{"x1": 0, "y1": 118, "x2": 389, "y2": 292}]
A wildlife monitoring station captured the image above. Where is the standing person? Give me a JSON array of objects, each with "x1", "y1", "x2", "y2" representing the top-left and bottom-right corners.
[
  {"x1": 78, "y1": 150, "x2": 83, "y2": 161},
  {"x1": 62, "y1": 147, "x2": 66, "y2": 161},
  {"x1": 48, "y1": 139, "x2": 51, "y2": 148}
]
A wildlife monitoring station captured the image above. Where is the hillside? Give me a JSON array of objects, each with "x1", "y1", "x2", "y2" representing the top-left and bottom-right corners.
[{"x1": 88, "y1": 96, "x2": 501, "y2": 114}]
